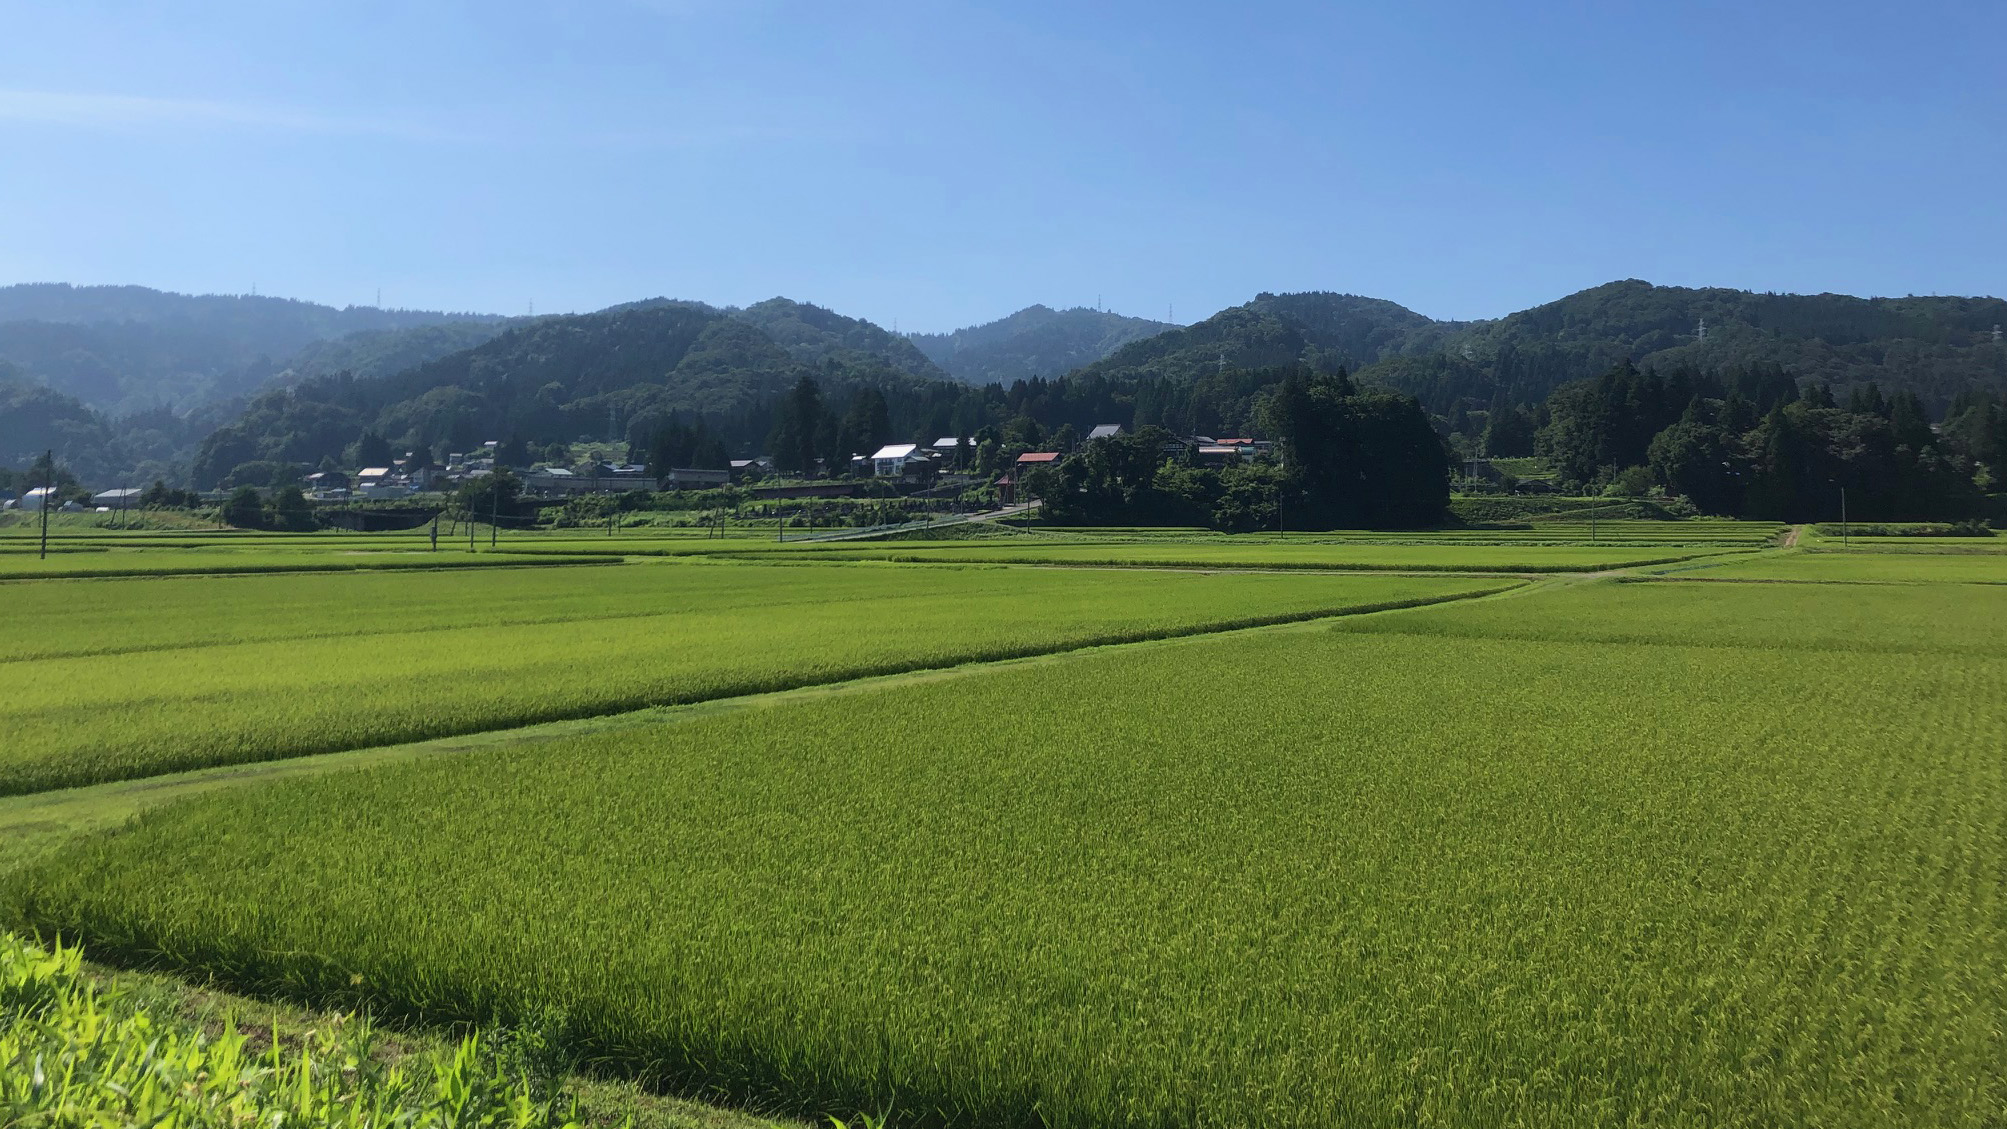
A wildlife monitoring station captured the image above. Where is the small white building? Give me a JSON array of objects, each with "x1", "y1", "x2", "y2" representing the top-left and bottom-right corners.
[
  {"x1": 91, "y1": 487, "x2": 144, "y2": 509},
  {"x1": 18, "y1": 486, "x2": 57, "y2": 512},
  {"x1": 1087, "y1": 423, "x2": 1125, "y2": 441},
  {"x1": 870, "y1": 443, "x2": 925, "y2": 477}
]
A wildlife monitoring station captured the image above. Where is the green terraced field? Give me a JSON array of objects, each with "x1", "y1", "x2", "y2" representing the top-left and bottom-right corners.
[
  {"x1": 1663, "y1": 548, "x2": 2007, "y2": 583},
  {"x1": 0, "y1": 561, "x2": 1501, "y2": 794},
  {"x1": 0, "y1": 546, "x2": 619, "y2": 578},
  {"x1": 14, "y1": 580, "x2": 2003, "y2": 1128},
  {"x1": 707, "y1": 541, "x2": 1756, "y2": 572},
  {"x1": 1337, "y1": 575, "x2": 2007, "y2": 655}
]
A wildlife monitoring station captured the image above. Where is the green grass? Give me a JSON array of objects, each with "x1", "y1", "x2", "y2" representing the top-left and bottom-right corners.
[
  {"x1": 1663, "y1": 549, "x2": 2007, "y2": 584},
  {"x1": 1335, "y1": 576, "x2": 2007, "y2": 655},
  {"x1": 702, "y1": 541, "x2": 1755, "y2": 572},
  {"x1": 12, "y1": 581, "x2": 2004, "y2": 1127},
  {"x1": 0, "y1": 562, "x2": 1505, "y2": 794},
  {"x1": 0, "y1": 546, "x2": 619, "y2": 578}
]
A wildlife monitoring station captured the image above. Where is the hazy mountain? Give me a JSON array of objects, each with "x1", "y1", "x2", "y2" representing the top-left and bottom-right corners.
[
  {"x1": 910, "y1": 305, "x2": 1172, "y2": 385},
  {"x1": 0, "y1": 284, "x2": 506, "y2": 415},
  {"x1": 275, "y1": 322, "x2": 515, "y2": 386},
  {"x1": 1065, "y1": 306, "x2": 1311, "y2": 384},
  {"x1": 728, "y1": 297, "x2": 946, "y2": 382},
  {"x1": 20, "y1": 278, "x2": 2007, "y2": 487},
  {"x1": 190, "y1": 303, "x2": 947, "y2": 486},
  {"x1": 1433, "y1": 280, "x2": 2007, "y2": 409}
]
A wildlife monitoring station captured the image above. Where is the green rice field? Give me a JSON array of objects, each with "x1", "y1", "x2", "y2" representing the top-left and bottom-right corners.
[
  {"x1": 1662, "y1": 548, "x2": 2007, "y2": 583},
  {"x1": 709, "y1": 540, "x2": 1757, "y2": 572},
  {"x1": 0, "y1": 559, "x2": 1501, "y2": 794},
  {"x1": 2, "y1": 525, "x2": 2001, "y2": 1127}
]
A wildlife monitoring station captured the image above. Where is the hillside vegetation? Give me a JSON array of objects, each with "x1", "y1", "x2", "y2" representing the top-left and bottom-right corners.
[
  {"x1": 0, "y1": 283, "x2": 505, "y2": 414},
  {"x1": 910, "y1": 305, "x2": 1170, "y2": 384}
]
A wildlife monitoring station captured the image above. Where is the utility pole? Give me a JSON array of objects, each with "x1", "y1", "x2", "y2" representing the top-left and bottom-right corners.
[
  {"x1": 468, "y1": 504, "x2": 476, "y2": 553},
  {"x1": 38, "y1": 449, "x2": 51, "y2": 560},
  {"x1": 430, "y1": 516, "x2": 439, "y2": 551},
  {"x1": 1841, "y1": 486, "x2": 1849, "y2": 547},
  {"x1": 490, "y1": 478, "x2": 499, "y2": 548}
]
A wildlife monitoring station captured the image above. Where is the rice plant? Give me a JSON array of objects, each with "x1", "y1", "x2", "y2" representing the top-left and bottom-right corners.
[{"x1": 13, "y1": 591, "x2": 2003, "y2": 1126}]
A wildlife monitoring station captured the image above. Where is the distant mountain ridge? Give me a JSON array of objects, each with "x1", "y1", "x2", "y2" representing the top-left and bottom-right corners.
[
  {"x1": 190, "y1": 302, "x2": 949, "y2": 486},
  {"x1": 910, "y1": 305, "x2": 1171, "y2": 384},
  {"x1": 9, "y1": 278, "x2": 2006, "y2": 488},
  {"x1": 730, "y1": 297, "x2": 946, "y2": 381},
  {"x1": 1066, "y1": 282, "x2": 2006, "y2": 415},
  {"x1": 0, "y1": 283, "x2": 509, "y2": 415}
]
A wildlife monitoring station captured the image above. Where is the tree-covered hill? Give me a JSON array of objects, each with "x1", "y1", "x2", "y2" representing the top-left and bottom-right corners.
[
  {"x1": 1425, "y1": 280, "x2": 2007, "y2": 412},
  {"x1": 0, "y1": 284, "x2": 507, "y2": 415},
  {"x1": 729, "y1": 297, "x2": 946, "y2": 382},
  {"x1": 911, "y1": 305, "x2": 1171, "y2": 384},
  {"x1": 273, "y1": 322, "x2": 515, "y2": 387},
  {"x1": 189, "y1": 303, "x2": 947, "y2": 486},
  {"x1": 1245, "y1": 292, "x2": 1464, "y2": 368}
]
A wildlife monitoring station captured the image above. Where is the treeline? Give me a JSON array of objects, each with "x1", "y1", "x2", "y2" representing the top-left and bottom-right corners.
[
  {"x1": 1475, "y1": 360, "x2": 2003, "y2": 521},
  {"x1": 1030, "y1": 369, "x2": 1448, "y2": 531}
]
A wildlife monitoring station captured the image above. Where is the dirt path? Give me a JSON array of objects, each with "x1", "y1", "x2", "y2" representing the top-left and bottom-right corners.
[{"x1": 1782, "y1": 525, "x2": 1804, "y2": 547}]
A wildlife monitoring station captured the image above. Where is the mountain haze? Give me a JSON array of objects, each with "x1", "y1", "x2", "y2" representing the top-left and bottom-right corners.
[
  {"x1": 0, "y1": 284, "x2": 507, "y2": 415},
  {"x1": 911, "y1": 305, "x2": 1172, "y2": 385},
  {"x1": 191, "y1": 302, "x2": 947, "y2": 486},
  {"x1": 10, "y1": 278, "x2": 2006, "y2": 488},
  {"x1": 728, "y1": 297, "x2": 946, "y2": 382}
]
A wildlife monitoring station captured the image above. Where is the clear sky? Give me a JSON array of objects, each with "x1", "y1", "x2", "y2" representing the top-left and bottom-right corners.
[{"x1": 2, "y1": 1, "x2": 2001, "y2": 331}]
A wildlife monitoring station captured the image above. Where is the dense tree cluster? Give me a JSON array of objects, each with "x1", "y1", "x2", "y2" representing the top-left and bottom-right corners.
[
  {"x1": 1527, "y1": 360, "x2": 1995, "y2": 521},
  {"x1": 1033, "y1": 367, "x2": 1449, "y2": 531}
]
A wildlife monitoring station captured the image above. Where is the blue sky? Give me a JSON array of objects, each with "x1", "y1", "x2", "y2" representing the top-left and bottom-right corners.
[{"x1": 1, "y1": 1, "x2": 2001, "y2": 331}]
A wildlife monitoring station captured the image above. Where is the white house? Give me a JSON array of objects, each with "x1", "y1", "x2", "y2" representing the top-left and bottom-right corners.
[
  {"x1": 870, "y1": 443, "x2": 925, "y2": 476},
  {"x1": 19, "y1": 486, "x2": 58, "y2": 512}
]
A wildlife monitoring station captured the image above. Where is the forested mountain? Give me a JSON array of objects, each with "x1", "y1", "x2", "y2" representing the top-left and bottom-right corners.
[
  {"x1": 1246, "y1": 292, "x2": 1464, "y2": 367},
  {"x1": 0, "y1": 284, "x2": 506, "y2": 415},
  {"x1": 910, "y1": 306, "x2": 1171, "y2": 384},
  {"x1": 728, "y1": 297, "x2": 945, "y2": 382},
  {"x1": 190, "y1": 303, "x2": 949, "y2": 486},
  {"x1": 16, "y1": 277, "x2": 2007, "y2": 499},
  {"x1": 0, "y1": 361, "x2": 241, "y2": 488},
  {"x1": 273, "y1": 322, "x2": 513, "y2": 387},
  {"x1": 1384, "y1": 280, "x2": 2007, "y2": 415}
]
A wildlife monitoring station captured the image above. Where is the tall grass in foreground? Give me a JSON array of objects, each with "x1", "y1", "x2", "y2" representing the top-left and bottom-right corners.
[
  {"x1": 14, "y1": 606, "x2": 2004, "y2": 1127},
  {"x1": 0, "y1": 933, "x2": 584, "y2": 1127}
]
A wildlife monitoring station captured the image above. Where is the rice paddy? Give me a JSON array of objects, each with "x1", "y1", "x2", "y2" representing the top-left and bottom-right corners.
[
  {"x1": 0, "y1": 558, "x2": 1502, "y2": 794},
  {"x1": 3, "y1": 524, "x2": 2001, "y2": 1127},
  {"x1": 1661, "y1": 548, "x2": 2007, "y2": 583}
]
